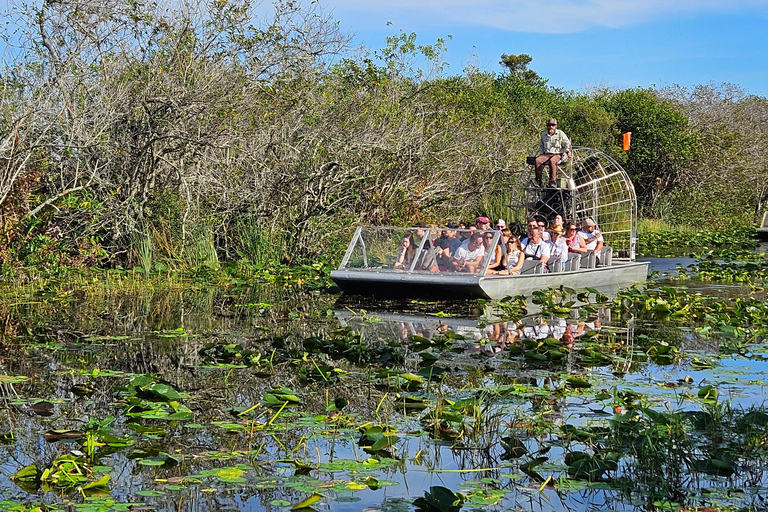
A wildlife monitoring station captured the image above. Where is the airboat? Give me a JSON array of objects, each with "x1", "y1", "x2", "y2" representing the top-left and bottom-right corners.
[{"x1": 330, "y1": 147, "x2": 650, "y2": 299}]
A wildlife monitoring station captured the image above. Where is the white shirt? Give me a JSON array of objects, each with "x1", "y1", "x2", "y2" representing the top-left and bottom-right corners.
[
  {"x1": 578, "y1": 229, "x2": 604, "y2": 251},
  {"x1": 454, "y1": 241, "x2": 486, "y2": 262},
  {"x1": 548, "y1": 237, "x2": 569, "y2": 260},
  {"x1": 520, "y1": 238, "x2": 551, "y2": 260}
]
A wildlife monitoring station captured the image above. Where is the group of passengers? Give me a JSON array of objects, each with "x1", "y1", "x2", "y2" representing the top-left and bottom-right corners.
[{"x1": 395, "y1": 214, "x2": 603, "y2": 274}]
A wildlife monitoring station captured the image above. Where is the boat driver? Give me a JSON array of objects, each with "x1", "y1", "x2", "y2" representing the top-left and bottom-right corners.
[
  {"x1": 535, "y1": 118, "x2": 572, "y2": 188},
  {"x1": 521, "y1": 219, "x2": 551, "y2": 265}
]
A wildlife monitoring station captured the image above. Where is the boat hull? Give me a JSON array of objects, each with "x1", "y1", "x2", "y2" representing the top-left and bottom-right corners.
[{"x1": 330, "y1": 260, "x2": 649, "y2": 300}]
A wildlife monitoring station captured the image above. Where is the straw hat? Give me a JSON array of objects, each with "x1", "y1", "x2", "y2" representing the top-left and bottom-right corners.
[{"x1": 548, "y1": 224, "x2": 565, "y2": 235}]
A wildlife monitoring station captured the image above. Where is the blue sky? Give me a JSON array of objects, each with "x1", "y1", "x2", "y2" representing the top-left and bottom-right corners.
[{"x1": 321, "y1": 0, "x2": 768, "y2": 97}]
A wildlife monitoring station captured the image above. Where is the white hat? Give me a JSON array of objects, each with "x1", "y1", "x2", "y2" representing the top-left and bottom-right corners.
[{"x1": 496, "y1": 219, "x2": 506, "y2": 228}]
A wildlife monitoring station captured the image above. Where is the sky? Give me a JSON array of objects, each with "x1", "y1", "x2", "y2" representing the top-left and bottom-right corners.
[{"x1": 319, "y1": 0, "x2": 768, "y2": 97}]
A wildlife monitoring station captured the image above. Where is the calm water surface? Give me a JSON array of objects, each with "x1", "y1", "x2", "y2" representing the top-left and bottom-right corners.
[{"x1": 0, "y1": 265, "x2": 766, "y2": 512}]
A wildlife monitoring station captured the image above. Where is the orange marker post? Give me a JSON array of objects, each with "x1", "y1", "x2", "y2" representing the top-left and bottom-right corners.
[{"x1": 622, "y1": 132, "x2": 632, "y2": 151}]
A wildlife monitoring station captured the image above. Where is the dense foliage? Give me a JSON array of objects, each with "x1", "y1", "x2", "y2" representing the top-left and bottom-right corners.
[{"x1": 0, "y1": 0, "x2": 766, "y2": 273}]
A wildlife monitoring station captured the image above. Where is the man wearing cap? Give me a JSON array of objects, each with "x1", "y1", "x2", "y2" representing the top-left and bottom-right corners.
[
  {"x1": 495, "y1": 219, "x2": 506, "y2": 230},
  {"x1": 475, "y1": 216, "x2": 491, "y2": 231},
  {"x1": 535, "y1": 118, "x2": 572, "y2": 188},
  {"x1": 578, "y1": 218, "x2": 604, "y2": 253}
]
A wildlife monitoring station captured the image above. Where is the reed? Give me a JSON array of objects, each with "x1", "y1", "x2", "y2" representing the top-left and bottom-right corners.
[
  {"x1": 236, "y1": 217, "x2": 283, "y2": 267},
  {"x1": 134, "y1": 230, "x2": 154, "y2": 273},
  {"x1": 185, "y1": 225, "x2": 219, "y2": 268}
]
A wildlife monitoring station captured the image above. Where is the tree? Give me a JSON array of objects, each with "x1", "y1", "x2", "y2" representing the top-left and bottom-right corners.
[
  {"x1": 598, "y1": 88, "x2": 701, "y2": 215},
  {"x1": 499, "y1": 53, "x2": 542, "y2": 85}
]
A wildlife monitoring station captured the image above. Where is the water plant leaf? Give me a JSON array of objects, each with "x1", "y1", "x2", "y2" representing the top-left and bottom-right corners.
[
  {"x1": 692, "y1": 457, "x2": 735, "y2": 476},
  {"x1": 81, "y1": 474, "x2": 110, "y2": 490},
  {"x1": 25, "y1": 401, "x2": 54, "y2": 416},
  {"x1": 393, "y1": 395, "x2": 430, "y2": 411},
  {"x1": 566, "y1": 376, "x2": 592, "y2": 389},
  {"x1": 413, "y1": 486, "x2": 463, "y2": 512},
  {"x1": 43, "y1": 429, "x2": 84, "y2": 442},
  {"x1": 500, "y1": 436, "x2": 527, "y2": 459},
  {"x1": 141, "y1": 383, "x2": 183, "y2": 401},
  {"x1": 11, "y1": 464, "x2": 40, "y2": 482},
  {"x1": 697, "y1": 385, "x2": 718, "y2": 401},
  {"x1": 291, "y1": 493, "x2": 324, "y2": 510}
]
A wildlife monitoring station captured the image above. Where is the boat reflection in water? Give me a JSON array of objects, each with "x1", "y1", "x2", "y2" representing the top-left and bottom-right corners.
[{"x1": 334, "y1": 299, "x2": 632, "y2": 357}]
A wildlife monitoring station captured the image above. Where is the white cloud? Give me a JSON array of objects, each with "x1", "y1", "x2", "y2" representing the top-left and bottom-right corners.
[{"x1": 321, "y1": 0, "x2": 768, "y2": 33}]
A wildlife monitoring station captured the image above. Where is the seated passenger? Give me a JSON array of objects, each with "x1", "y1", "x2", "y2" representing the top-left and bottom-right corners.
[
  {"x1": 483, "y1": 231, "x2": 506, "y2": 273},
  {"x1": 521, "y1": 219, "x2": 551, "y2": 265},
  {"x1": 413, "y1": 223, "x2": 440, "y2": 271},
  {"x1": 450, "y1": 232, "x2": 486, "y2": 273},
  {"x1": 394, "y1": 235, "x2": 415, "y2": 270},
  {"x1": 565, "y1": 222, "x2": 587, "y2": 254},
  {"x1": 475, "y1": 216, "x2": 492, "y2": 231},
  {"x1": 546, "y1": 225, "x2": 568, "y2": 271},
  {"x1": 578, "y1": 217, "x2": 604, "y2": 253},
  {"x1": 537, "y1": 217, "x2": 551, "y2": 241},
  {"x1": 504, "y1": 231, "x2": 525, "y2": 275},
  {"x1": 435, "y1": 222, "x2": 462, "y2": 268}
]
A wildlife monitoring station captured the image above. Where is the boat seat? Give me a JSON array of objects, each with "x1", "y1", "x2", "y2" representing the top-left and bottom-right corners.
[
  {"x1": 546, "y1": 256, "x2": 563, "y2": 273},
  {"x1": 597, "y1": 246, "x2": 613, "y2": 266},
  {"x1": 580, "y1": 251, "x2": 596, "y2": 269},
  {"x1": 519, "y1": 259, "x2": 544, "y2": 275},
  {"x1": 564, "y1": 253, "x2": 581, "y2": 271}
]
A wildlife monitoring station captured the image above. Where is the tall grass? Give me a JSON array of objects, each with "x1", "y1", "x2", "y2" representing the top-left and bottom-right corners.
[
  {"x1": 235, "y1": 217, "x2": 283, "y2": 267},
  {"x1": 134, "y1": 230, "x2": 154, "y2": 272},
  {"x1": 185, "y1": 225, "x2": 219, "y2": 268},
  {"x1": 481, "y1": 192, "x2": 527, "y2": 226},
  {"x1": 637, "y1": 218, "x2": 699, "y2": 236}
]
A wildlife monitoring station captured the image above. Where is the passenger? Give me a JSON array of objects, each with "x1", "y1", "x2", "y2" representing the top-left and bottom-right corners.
[
  {"x1": 495, "y1": 219, "x2": 506, "y2": 230},
  {"x1": 521, "y1": 219, "x2": 551, "y2": 265},
  {"x1": 457, "y1": 221, "x2": 470, "y2": 241},
  {"x1": 435, "y1": 222, "x2": 462, "y2": 268},
  {"x1": 565, "y1": 222, "x2": 587, "y2": 254},
  {"x1": 484, "y1": 231, "x2": 506, "y2": 274},
  {"x1": 413, "y1": 222, "x2": 439, "y2": 271},
  {"x1": 578, "y1": 217, "x2": 604, "y2": 254},
  {"x1": 394, "y1": 235, "x2": 415, "y2": 270},
  {"x1": 475, "y1": 216, "x2": 492, "y2": 231},
  {"x1": 504, "y1": 231, "x2": 525, "y2": 275},
  {"x1": 450, "y1": 232, "x2": 486, "y2": 273},
  {"x1": 552, "y1": 214, "x2": 564, "y2": 231},
  {"x1": 546, "y1": 224, "x2": 568, "y2": 271},
  {"x1": 538, "y1": 218, "x2": 551, "y2": 241},
  {"x1": 535, "y1": 117, "x2": 572, "y2": 188}
]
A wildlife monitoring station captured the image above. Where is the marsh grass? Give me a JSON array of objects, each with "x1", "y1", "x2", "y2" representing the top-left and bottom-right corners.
[
  {"x1": 481, "y1": 192, "x2": 527, "y2": 227},
  {"x1": 185, "y1": 225, "x2": 219, "y2": 268},
  {"x1": 638, "y1": 218, "x2": 759, "y2": 258},
  {"x1": 133, "y1": 230, "x2": 154, "y2": 272},
  {"x1": 236, "y1": 217, "x2": 283, "y2": 267}
]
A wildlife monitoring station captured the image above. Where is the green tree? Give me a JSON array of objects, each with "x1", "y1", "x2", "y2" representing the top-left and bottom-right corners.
[
  {"x1": 599, "y1": 88, "x2": 701, "y2": 215},
  {"x1": 499, "y1": 53, "x2": 544, "y2": 85}
]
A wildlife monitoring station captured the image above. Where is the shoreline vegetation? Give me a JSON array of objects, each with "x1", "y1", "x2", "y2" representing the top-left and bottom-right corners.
[{"x1": 0, "y1": 1, "x2": 766, "y2": 277}]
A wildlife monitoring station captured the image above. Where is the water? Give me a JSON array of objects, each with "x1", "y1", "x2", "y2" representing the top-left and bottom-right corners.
[{"x1": 0, "y1": 270, "x2": 766, "y2": 512}]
